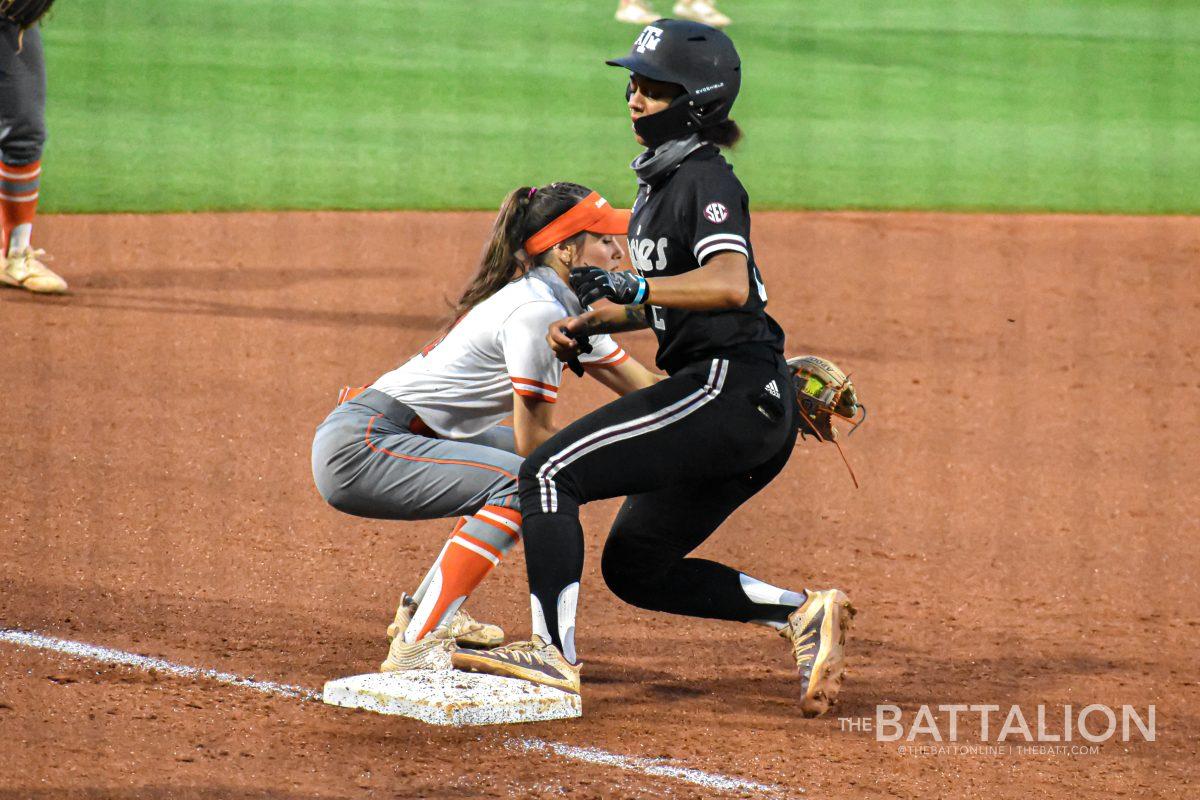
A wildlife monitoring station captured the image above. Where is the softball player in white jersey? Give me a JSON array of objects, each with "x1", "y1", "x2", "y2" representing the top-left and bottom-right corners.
[{"x1": 312, "y1": 182, "x2": 659, "y2": 670}]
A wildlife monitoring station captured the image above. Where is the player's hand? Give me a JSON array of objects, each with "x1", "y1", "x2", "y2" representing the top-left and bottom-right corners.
[
  {"x1": 546, "y1": 316, "x2": 593, "y2": 362},
  {"x1": 569, "y1": 267, "x2": 649, "y2": 307}
]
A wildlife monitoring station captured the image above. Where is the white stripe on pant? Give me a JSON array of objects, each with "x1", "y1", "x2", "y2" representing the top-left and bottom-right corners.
[{"x1": 536, "y1": 359, "x2": 729, "y2": 513}]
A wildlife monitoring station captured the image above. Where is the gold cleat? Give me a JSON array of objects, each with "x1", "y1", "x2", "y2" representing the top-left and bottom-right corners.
[
  {"x1": 386, "y1": 593, "x2": 504, "y2": 648},
  {"x1": 1, "y1": 248, "x2": 68, "y2": 294},
  {"x1": 451, "y1": 636, "x2": 581, "y2": 695},
  {"x1": 781, "y1": 589, "x2": 856, "y2": 717},
  {"x1": 379, "y1": 634, "x2": 455, "y2": 673}
]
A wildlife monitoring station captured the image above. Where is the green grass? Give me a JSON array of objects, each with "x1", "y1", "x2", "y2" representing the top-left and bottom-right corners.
[{"x1": 40, "y1": 0, "x2": 1200, "y2": 213}]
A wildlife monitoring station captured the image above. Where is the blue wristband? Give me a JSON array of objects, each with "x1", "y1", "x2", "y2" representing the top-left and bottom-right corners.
[{"x1": 631, "y1": 274, "x2": 648, "y2": 304}]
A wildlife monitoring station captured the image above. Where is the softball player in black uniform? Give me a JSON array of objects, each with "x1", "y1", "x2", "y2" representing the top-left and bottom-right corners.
[{"x1": 454, "y1": 20, "x2": 855, "y2": 717}]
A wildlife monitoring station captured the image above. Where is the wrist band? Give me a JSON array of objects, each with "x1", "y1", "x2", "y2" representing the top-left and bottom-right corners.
[{"x1": 632, "y1": 275, "x2": 649, "y2": 304}]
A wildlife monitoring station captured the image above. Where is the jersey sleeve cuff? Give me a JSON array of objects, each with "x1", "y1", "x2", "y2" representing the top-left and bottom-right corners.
[
  {"x1": 511, "y1": 376, "x2": 559, "y2": 403},
  {"x1": 694, "y1": 233, "x2": 749, "y2": 264},
  {"x1": 582, "y1": 347, "x2": 629, "y2": 370}
]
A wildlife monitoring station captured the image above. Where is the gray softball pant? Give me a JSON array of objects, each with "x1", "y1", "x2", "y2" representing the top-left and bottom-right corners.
[
  {"x1": 311, "y1": 389, "x2": 522, "y2": 523},
  {"x1": 0, "y1": 22, "x2": 46, "y2": 165}
]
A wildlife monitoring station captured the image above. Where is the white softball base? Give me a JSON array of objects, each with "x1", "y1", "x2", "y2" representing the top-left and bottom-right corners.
[{"x1": 322, "y1": 670, "x2": 581, "y2": 726}]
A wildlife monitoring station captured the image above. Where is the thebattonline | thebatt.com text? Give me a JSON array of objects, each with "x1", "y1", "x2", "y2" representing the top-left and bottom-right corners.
[{"x1": 838, "y1": 704, "x2": 1155, "y2": 743}]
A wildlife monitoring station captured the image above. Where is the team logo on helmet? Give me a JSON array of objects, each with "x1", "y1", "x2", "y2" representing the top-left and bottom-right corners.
[
  {"x1": 704, "y1": 202, "x2": 729, "y2": 223},
  {"x1": 634, "y1": 26, "x2": 663, "y2": 54}
]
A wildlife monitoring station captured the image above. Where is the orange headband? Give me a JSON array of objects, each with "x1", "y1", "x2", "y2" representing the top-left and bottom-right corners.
[{"x1": 523, "y1": 191, "x2": 631, "y2": 257}]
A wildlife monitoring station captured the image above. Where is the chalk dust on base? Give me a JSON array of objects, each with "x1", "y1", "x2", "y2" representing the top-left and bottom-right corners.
[{"x1": 322, "y1": 670, "x2": 581, "y2": 726}]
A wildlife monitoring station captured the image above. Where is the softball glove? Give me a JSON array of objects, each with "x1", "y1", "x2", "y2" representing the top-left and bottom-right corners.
[{"x1": 788, "y1": 355, "x2": 862, "y2": 443}]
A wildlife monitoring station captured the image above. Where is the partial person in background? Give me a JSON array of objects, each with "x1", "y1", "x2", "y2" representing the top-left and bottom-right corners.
[
  {"x1": 0, "y1": 0, "x2": 66, "y2": 294},
  {"x1": 616, "y1": 0, "x2": 730, "y2": 28},
  {"x1": 312, "y1": 182, "x2": 660, "y2": 673}
]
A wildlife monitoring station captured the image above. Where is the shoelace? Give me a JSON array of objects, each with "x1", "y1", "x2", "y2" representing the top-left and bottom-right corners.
[
  {"x1": 6, "y1": 249, "x2": 53, "y2": 279},
  {"x1": 450, "y1": 607, "x2": 482, "y2": 632},
  {"x1": 11, "y1": 248, "x2": 50, "y2": 263},
  {"x1": 791, "y1": 630, "x2": 817, "y2": 665},
  {"x1": 492, "y1": 641, "x2": 551, "y2": 666}
]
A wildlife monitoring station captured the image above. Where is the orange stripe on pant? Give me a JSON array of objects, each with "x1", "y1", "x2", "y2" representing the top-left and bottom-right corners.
[{"x1": 363, "y1": 414, "x2": 517, "y2": 480}]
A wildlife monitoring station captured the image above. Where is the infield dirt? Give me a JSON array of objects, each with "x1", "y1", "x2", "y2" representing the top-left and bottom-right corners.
[{"x1": 1, "y1": 211, "x2": 1197, "y2": 798}]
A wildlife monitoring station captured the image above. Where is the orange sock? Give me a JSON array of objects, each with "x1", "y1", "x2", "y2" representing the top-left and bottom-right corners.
[
  {"x1": 1, "y1": 160, "x2": 41, "y2": 257},
  {"x1": 405, "y1": 505, "x2": 522, "y2": 642}
]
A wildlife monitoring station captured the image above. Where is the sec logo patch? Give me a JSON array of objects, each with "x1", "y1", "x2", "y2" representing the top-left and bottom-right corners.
[{"x1": 704, "y1": 202, "x2": 728, "y2": 223}]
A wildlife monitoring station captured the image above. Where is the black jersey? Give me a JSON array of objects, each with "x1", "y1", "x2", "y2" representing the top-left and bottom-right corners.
[{"x1": 627, "y1": 145, "x2": 785, "y2": 374}]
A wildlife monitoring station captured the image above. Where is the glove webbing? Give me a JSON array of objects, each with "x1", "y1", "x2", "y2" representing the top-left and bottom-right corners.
[{"x1": 797, "y1": 405, "x2": 860, "y2": 489}]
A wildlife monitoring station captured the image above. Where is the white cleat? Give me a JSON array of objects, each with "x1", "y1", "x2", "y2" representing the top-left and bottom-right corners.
[
  {"x1": 672, "y1": 0, "x2": 731, "y2": 27},
  {"x1": 386, "y1": 592, "x2": 504, "y2": 648},
  {"x1": 616, "y1": 0, "x2": 661, "y2": 25},
  {"x1": 379, "y1": 635, "x2": 455, "y2": 673},
  {"x1": 1, "y1": 248, "x2": 67, "y2": 294}
]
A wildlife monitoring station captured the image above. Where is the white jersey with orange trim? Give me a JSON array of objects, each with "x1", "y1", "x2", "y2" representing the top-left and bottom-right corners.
[{"x1": 371, "y1": 270, "x2": 628, "y2": 440}]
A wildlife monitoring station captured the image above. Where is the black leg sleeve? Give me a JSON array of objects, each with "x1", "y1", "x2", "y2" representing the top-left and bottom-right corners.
[
  {"x1": 601, "y1": 432, "x2": 798, "y2": 623},
  {"x1": 522, "y1": 512, "x2": 585, "y2": 662}
]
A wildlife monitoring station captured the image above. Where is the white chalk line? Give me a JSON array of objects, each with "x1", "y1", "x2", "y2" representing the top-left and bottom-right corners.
[
  {"x1": 0, "y1": 628, "x2": 320, "y2": 701},
  {"x1": 0, "y1": 628, "x2": 792, "y2": 799},
  {"x1": 509, "y1": 738, "x2": 789, "y2": 797}
]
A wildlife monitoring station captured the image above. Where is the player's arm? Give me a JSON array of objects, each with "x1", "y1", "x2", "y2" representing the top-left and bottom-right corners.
[
  {"x1": 585, "y1": 356, "x2": 663, "y2": 395},
  {"x1": 547, "y1": 303, "x2": 648, "y2": 355},
  {"x1": 511, "y1": 392, "x2": 559, "y2": 457},
  {"x1": 546, "y1": 307, "x2": 641, "y2": 367},
  {"x1": 641, "y1": 252, "x2": 749, "y2": 309},
  {"x1": 547, "y1": 316, "x2": 662, "y2": 394},
  {"x1": 571, "y1": 255, "x2": 748, "y2": 312},
  {"x1": 503, "y1": 302, "x2": 572, "y2": 455}
]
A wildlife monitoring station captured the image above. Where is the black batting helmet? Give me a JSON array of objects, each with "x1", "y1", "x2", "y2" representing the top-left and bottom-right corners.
[{"x1": 606, "y1": 19, "x2": 741, "y2": 148}]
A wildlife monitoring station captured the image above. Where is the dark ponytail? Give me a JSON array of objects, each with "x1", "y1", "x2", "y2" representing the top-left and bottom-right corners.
[
  {"x1": 703, "y1": 118, "x2": 743, "y2": 149},
  {"x1": 452, "y1": 181, "x2": 594, "y2": 318}
]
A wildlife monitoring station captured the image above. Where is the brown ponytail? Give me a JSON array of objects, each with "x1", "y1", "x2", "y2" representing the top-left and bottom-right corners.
[
  {"x1": 452, "y1": 182, "x2": 594, "y2": 318},
  {"x1": 452, "y1": 186, "x2": 536, "y2": 318}
]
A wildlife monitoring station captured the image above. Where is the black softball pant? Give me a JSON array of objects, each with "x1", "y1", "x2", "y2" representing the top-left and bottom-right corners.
[{"x1": 517, "y1": 356, "x2": 800, "y2": 660}]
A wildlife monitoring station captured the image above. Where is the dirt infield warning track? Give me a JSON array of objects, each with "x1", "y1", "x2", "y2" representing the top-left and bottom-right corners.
[{"x1": 1, "y1": 211, "x2": 1197, "y2": 798}]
